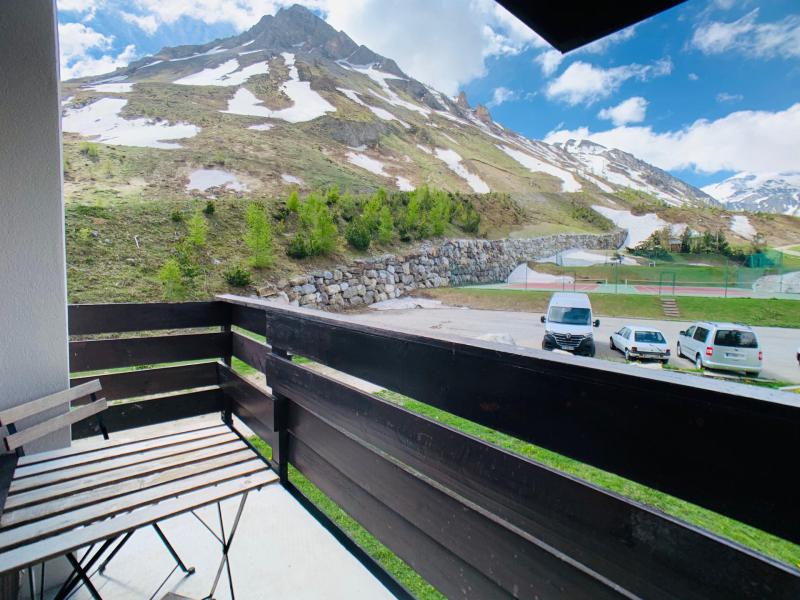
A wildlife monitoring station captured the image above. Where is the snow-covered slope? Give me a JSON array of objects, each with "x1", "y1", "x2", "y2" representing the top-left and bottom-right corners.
[{"x1": 703, "y1": 172, "x2": 800, "y2": 216}]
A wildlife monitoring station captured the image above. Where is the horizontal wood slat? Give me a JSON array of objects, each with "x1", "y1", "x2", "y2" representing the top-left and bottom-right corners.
[
  {"x1": 270, "y1": 354, "x2": 800, "y2": 599},
  {"x1": 4, "y1": 401, "x2": 107, "y2": 452},
  {"x1": 231, "y1": 332, "x2": 269, "y2": 373},
  {"x1": 247, "y1": 298, "x2": 800, "y2": 544},
  {"x1": 231, "y1": 304, "x2": 266, "y2": 337},
  {"x1": 0, "y1": 380, "x2": 100, "y2": 426},
  {"x1": 289, "y1": 436, "x2": 503, "y2": 600},
  {"x1": 70, "y1": 363, "x2": 218, "y2": 402},
  {"x1": 68, "y1": 302, "x2": 228, "y2": 335},
  {"x1": 69, "y1": 332, "x2": 229, "y2": 373},
  {"x1": 72, "y1": 388, "x2": 223, "y2": 439}
]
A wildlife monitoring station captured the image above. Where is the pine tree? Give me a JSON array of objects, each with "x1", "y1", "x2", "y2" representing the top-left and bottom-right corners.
[
  {"x1": 186, "y1": 210, "x2": 208, "y2": 248},
  {"x1": 245, "y1": 203, "x2": 275, "y2": 268},
  {"x1": 378, "y1": 206, "x2": 394, "y2": 244},
  {"x1": 158, "y1": 259, "x2": 187, "y2": 300}
]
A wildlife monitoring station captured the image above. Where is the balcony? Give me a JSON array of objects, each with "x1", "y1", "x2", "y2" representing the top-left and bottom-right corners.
[{"x1": 18, "y1": 293, "x2": 793, "y2": 598}]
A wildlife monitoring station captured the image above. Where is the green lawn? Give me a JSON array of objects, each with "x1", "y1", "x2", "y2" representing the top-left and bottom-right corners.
[{"x1": 420, "y1": 288, "x2": 800, "y2": 328}]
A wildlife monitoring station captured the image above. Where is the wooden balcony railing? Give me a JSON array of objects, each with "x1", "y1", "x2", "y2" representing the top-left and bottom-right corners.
[{"x1": 66, "y1": 296, "x2": 800, "y2": 599}]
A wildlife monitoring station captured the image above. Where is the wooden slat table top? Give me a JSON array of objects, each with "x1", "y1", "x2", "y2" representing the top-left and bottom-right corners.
[{"x1": 0, "y1": 422, "x2": 278, "y2": 574}]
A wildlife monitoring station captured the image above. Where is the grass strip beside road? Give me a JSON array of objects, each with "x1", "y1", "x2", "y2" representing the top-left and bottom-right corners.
[{"x1": 419, "y1": 288, "x2": 800, "y2": 328}]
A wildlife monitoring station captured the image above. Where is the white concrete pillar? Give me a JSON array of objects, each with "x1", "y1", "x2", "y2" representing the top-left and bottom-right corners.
[{"x1": 0, "y1": 0, "x2": 70, "y2": 450}]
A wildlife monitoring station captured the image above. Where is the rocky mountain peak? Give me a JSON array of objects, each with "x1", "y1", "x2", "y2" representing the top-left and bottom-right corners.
[
  {"x1": 455, "y1": 91, "x2": 470, "y2": 110},
  {"x1": 474, "y1": 104, "x2": 492, "y2": 124}
]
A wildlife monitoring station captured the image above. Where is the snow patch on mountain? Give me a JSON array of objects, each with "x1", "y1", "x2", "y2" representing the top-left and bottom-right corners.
[
  {"x1": 342, "y1": 62, "x2": 430, "y2": 118},
  {"x1": 186, "y1": 169, "x2": 248, "y2": 192},
  {"x1": 168, "y1": 46, "x2": 226, "y2": 63},
  {"x1": 281, "y1": 173, "x2": 304, "y2": 185},
  {"x1": 347, "y1": 152, "x2": 386, "y2": 175},
  {"x1": 592, "y1": 206, "x2": 668, "y2": 248},
  {"x1": 222, "y1": 54, "x2": 335, "y2": 123},
  {"x1": 174, "y1": 59, "x2": 269, "y2": 87},
  {"x1": 730, "y1": 215, "x2": 757, "y2": 240},
  {"x1": 395, "y1": 176, "x2": 414, "y2": 191},
  {"x1": 498, "y1": 144, "x2": 581, "y2": 193},
  {"x1": 63, "y1": 98, "x2": 199, "y2": 149},
  {"x1": 435, "y1": 148, "x2": 489, "y2": 193},
  {"x1": 337, "y1": 88, "x2": 409, "y2": 128},
  {"x1": 85, "y1": 83, "x2": 134, "y2": 93}
]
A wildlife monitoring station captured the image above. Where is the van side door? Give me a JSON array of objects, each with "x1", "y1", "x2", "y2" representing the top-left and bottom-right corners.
[{"x1": 692, "y1": 326, "x2": 710, "y2": 356}]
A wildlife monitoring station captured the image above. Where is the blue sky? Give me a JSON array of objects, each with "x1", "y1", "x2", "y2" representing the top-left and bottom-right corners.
[{"x1": 57, "y1": 0, "x2": 800, "y2": 189}]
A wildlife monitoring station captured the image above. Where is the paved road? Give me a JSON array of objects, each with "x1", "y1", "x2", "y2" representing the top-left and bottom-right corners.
[{"x1": 346, "y1": 306, "x2": 800, "y2": 384}]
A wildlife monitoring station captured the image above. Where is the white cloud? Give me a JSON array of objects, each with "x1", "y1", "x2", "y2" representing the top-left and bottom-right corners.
[
  {"x1": 598, "y1": 96, "x2": 648, "y2": 126},
  {"x1": 580, "y1": 25, "x2": 637, "y2": 54},
  {"x1": 716, "y1": 91, "x2": 743, "y2": 103},
  {"x1": 544, "y1": 103, "x2": 800, "y2": 175},
  {"x1": 487, "y1": 86, "x2": 516, "y2": 108},
  {"x1": 58, "y1": 22, "x2": 137, "y2": 80},
  {"x1": 121, "y1": 12, "x2": 160, "y2": 35},
  {"x1": 688, "y1": 72, "x2": 699, "y2": 81},
  {"x1": 535, "y1": 49, "x2": 563, "y2": 76},
  {"x1": 323, "y1": 0, "x2": 548, "y2": 95},
  {"x1": 58, "y1": 0, "x2": 98, "y2": 18},
  {"x1": 691, "y1": 9, "x2": 800, "y2": 59},
  {"x1": 545, "y1": 57, "x2": 672, "y2": 105}
]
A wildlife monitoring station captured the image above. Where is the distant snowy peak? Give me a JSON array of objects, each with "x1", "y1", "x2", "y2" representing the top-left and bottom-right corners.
[
  {"x1": 703, "y1": 172, "x2": 800, "y2": 216},
  {"x1": 557, "y1": 139, "x2": 716, "y2": 207}
]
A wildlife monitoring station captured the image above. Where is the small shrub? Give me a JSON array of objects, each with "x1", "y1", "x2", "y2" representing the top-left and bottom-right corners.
[
  {"x1": 79, "y1": 142, "x2": 99, "y2": 159},
  {"x1": 170, "y1": 210, "x2": 183, "y2": 223},
  {"x1": 286, "y1": 190, "x2": 300, "y2": 212},
  {"x1": 203, "y1": 201, "x2": 215, "y2": 215},
  {"x1": 77, "y1": 227, "x2": 93, "y2": 242},
  {"x1": 158, "y1": 258, "x2": 187, "y2": 300},
  {"x1": 458, "y1": 204, "x2": 480, "y2": 233},
  {"x1": 224, "y1": 264, "x2": 252, "y2": 287},
  {"x1": 186, "y1": 210, "x2": 208, "y2": 248},
  {"x1": 245, "y1": 203, "x2": 275, "y2": 268},
  {"x1": 286, "y1": 235, "x2": 309, "y2": 259},
  {"x1": 325, "y1": 186, "x2": 340, "y2": 206},
  {"x1": 345, "y1": 216, "x2": 371, "y2": 251}
]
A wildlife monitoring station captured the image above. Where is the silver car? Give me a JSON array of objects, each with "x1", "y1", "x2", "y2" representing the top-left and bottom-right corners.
[{"x1": 676, "y1": 322, "x2": 762, "y2": 376}]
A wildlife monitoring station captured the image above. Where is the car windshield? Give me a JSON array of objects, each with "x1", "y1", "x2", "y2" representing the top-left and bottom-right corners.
[
  {"x1": 548, "y1": 306, "x2": 591, "y2": 325},
  {"x1": 635, "y1": 331, "x2": 665, "y2": 343},
  {"x1": 714, "y1": 330, "x2": 758, "y2": 348}
]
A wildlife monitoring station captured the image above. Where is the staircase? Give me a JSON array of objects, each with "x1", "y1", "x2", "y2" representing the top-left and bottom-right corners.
[{"x1": 660, "y1": 297, "x2": 680, "y2": 318}]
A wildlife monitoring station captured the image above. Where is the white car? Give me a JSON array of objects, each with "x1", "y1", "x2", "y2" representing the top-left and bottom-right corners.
[
  {"x1": 610, "y1": 325, "x2": 670, "y2": 363},
  {"x1": 676, "y1": 321, "x2": 762, "y2": 376}
]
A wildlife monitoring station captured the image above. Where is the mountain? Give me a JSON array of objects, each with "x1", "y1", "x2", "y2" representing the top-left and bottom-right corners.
[
  {"x1": 702, "y1": 172, "x2": 800, "y2": 216},
  {"x1": 61, "y1": 3, "x2": 723, "y2": 219}
]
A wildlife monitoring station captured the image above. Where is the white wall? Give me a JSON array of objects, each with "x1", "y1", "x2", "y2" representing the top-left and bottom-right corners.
[{"x1": 0, "y1": 0, "x2": 70, "y2": 451}]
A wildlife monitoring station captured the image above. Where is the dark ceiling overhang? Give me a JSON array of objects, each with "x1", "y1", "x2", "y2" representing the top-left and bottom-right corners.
[{"x1": 496, "y1": 0, "x2": 687, "y2": 53}]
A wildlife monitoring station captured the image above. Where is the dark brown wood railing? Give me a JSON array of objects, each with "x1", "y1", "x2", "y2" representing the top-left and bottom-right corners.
[{"x1": 67, "y1": 297, "x2": 800, "y2": 599}]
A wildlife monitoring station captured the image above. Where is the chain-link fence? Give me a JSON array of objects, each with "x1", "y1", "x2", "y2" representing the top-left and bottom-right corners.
[{"x1": 500, "y1": 251, "x2": 800, "y2": 298}]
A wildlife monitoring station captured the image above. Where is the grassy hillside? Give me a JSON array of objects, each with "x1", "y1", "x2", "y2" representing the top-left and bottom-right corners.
[{"x1": 65, "y1": 188, "x2": 531, "y2": 303}]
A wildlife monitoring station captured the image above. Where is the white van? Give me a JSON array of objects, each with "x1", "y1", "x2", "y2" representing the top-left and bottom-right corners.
[
  {"x1": 540, "y1": 292, "x2": 599, "y2": 357},
  {"x1": 676, "y1": 322, "x2": 762, "y2": 376}
]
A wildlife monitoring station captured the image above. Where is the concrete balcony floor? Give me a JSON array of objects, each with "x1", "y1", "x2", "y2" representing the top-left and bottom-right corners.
[{"x1": 24, "y1": 416, "x2": 394, "y2": 600}]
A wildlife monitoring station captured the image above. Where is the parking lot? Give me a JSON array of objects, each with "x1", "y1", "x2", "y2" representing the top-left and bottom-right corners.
[{"x1": 346, "y1": 305, "x2": 800, "y2": 384}]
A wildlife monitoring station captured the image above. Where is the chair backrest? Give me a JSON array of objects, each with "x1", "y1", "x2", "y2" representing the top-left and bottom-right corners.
[{"x1": 0, "y1": 380, "x2": 107, "y2": 456}]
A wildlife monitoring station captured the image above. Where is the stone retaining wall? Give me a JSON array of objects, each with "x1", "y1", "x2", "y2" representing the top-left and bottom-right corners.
[{"x1": 259, "y1": 229, "x2": 625, "y2": 310}]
